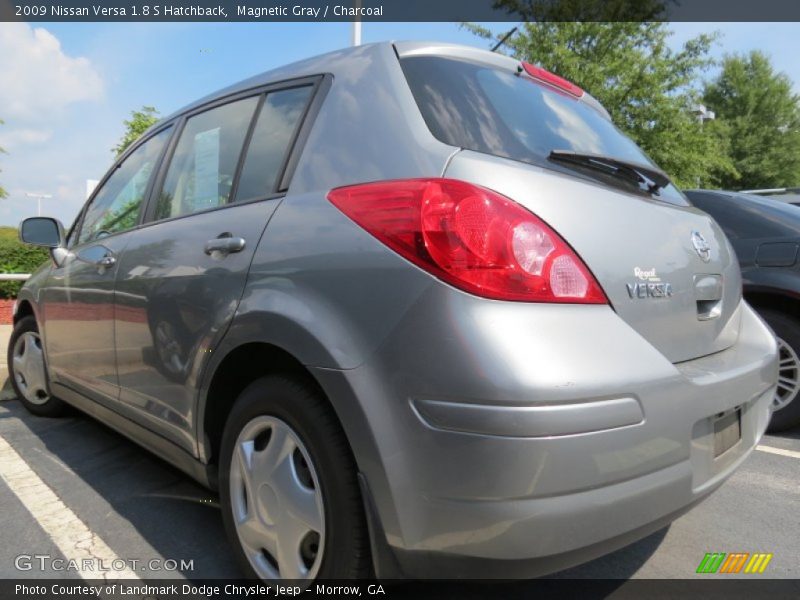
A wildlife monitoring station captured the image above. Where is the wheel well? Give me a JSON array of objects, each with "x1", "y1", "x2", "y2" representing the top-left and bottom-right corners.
[
  {"x1": 744, "y1": 290, "x2": 800, "y2": 320},
  {"x1": 202, "y1": 342, "x2": 328, "y2": 465},
  {"x1": 14, "y1": 300, "x2": 34, "y2": 324}
]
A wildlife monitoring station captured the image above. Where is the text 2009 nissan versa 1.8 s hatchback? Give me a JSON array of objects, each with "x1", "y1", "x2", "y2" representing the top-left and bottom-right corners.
[{"x1": 10, "y1": 42, "x2": 778, "y2": 581}]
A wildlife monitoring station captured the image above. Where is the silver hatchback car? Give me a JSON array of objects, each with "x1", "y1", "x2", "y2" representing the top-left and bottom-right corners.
[{"x1": 10, "y1": 42, "x2": 778, "y2": 580}]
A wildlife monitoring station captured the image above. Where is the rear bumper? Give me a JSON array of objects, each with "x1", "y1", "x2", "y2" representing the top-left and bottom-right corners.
[{"x1": 311, "y1": 296, "x2": 777, "y2": 578}]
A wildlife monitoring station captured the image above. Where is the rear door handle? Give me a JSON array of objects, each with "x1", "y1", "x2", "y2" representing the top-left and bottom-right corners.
[{"x1": 204, "y1": 236, "x2": 246, "y2": 256}]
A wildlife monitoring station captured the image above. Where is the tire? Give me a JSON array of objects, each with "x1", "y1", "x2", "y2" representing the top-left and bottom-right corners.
[
  {"x1": 219, "y1": 375, "x2": 370, "y2": 581},
  {"x1": 7, "y1": 315, "x2": 66, "y2": 418},
  {"x1": 761, "y1": 309, "x2": 800, "y2": 432}
]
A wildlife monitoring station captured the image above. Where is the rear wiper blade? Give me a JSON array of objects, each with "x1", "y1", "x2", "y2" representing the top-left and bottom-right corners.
[{"x1": 549, "y1": 150, "x2": 671, "y2": 195}]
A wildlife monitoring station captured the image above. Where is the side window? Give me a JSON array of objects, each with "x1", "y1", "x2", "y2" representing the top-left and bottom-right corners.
[
  {"x1": 235, "y1": 86, "x2": 313, "y2": 202},
  {"x1": 154, "y1": 97, "x2": 258, "y2": 221},
  {"x1": 78, "y1": 127, "x2": 171, "y2": 244}
]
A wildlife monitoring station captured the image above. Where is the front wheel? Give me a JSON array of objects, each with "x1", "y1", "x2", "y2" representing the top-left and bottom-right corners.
[
  {"x1": 219, "y1": 375, "x2": 370, "y2": 581},
  {"x1": 762, "y1": 309, "x2": 800, "y2": 432},
  {"x1": 7, "y1": 315, "x2": 66, "y2": 417}
]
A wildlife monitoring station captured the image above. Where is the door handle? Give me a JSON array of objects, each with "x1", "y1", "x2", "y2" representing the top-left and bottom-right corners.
[
  {"x1": 204, "y1": 236, "x2": 246, "y2": 256},
  {"x1": 76, "y1": 245, "x2": 116, "y2": 271}
]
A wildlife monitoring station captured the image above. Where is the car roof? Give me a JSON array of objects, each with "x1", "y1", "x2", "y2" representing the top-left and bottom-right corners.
[
  {"x1": 154, "y1": 40, "x2": 611, "y2": 129},
  {"x1": 686, "y1": 189, "x2": 800, "y2": 219},
  {"x1": 738, "y1": 188, "x2": 800, "y2": 205},
  {"x1": 686, "y1": 189, "x2": 800, "y2": 239},
  {"x1": 159, "y1": 42, "x2": 390, "y2": 124}
]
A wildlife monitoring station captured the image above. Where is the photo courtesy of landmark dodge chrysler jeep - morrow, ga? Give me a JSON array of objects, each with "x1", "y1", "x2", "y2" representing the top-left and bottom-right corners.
[{"x1": 10, "y1": 42, "x2": 778, "y2": 581}]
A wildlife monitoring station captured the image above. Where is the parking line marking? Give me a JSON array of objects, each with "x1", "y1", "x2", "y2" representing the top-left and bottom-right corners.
[
  {"x1": 0, "y1": 435, "x2": 139, "y2": 580},
  {"x1": 756, "y1": 444, "x2": 800, "y2": 459}
]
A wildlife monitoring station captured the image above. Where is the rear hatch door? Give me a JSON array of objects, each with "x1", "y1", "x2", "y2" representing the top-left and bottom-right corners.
[
  {"x1": 446, "y1": 151, "x2": 741, "y2": 363},
  {"x1": 399, "y1": 47, "x2": 741, "y2": 363}
]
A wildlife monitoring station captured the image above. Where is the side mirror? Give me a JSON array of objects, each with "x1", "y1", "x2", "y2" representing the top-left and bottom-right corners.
[{"x1": 20, "y1": 217, "x2": 65, "y2": 248}]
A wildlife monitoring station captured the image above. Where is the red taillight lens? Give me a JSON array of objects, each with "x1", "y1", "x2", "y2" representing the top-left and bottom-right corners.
[
  {"x1": 327, "y1": 179, "x2": 607, "y2": 304},
  {"x1": 521, "y1": 62, "x2": 584, "y2": 98}
]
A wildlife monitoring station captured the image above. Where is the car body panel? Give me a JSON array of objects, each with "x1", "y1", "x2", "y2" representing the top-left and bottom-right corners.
[
  {"x1": 112, "y1": 199, "x2": 280, "y2": 453},
  {"x1": 308, "y1": 288, "x2": 774, "y2": 572},
  {"x1": 39, "y1": 235, "x2": 132, "y2": 404}
]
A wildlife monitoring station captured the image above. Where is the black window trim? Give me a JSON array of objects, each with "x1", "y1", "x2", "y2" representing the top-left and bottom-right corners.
[
  {"x1": 69, "y1": 121, "x2": 177, "y2": 250},
  {"x1": 139, "y1": 73, "x2": 329, "y2": 228}
]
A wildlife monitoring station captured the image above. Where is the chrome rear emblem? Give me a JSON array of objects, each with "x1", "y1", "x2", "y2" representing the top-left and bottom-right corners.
[
  {"x1": 627, "y1": 266, "x2": 673, "y2": 299},
  {"x1": 691, "y1": 231, "x2": 711, "y2": 262},
  {"x1": 626, "y1": 282, "x2": 673, "y2": 299}
]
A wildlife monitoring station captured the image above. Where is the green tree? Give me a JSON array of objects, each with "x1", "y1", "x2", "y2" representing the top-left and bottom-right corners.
[
  {"x1": 0, "y1": 226, "x2": 49, "y2": 298},
  {"x1": 0, "y1": 119, "x2": 8, "y2": 200},
  {"x1": 464, "y1": 22, "x2": 736, "y2": 188},
  {"x1": 490, "y1": 0, "x2": 669, "y2": 22},
  {"x1": 703, "y1": 51, "x2": 800, "y2": 190},
  {"x1": 113, "y1": 106, "x2": 160, "y2": 157}
]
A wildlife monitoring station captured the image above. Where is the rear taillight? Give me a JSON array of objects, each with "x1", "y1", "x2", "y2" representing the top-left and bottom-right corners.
[{"x1": 327, "y1": 178, "x2": 607, "y2": 304}]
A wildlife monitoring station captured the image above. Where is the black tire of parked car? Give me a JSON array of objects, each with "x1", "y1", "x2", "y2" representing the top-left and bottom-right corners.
[
  {"x1": 7, "y1": 315, "x2": 66, "y2": 418},
  {"x1": 219, "y1": 374, "x2": 371, "y2": 580},
  {"x1": 762, "y1": 309, "x2": 800, "y2": 432}
]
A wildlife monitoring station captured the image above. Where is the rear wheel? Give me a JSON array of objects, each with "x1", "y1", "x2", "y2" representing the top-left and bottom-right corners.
[
  {"x1": 7, "y1": 315, "x2": 65, "y2": 417},
  {"x1": 761, "y1": 310, "x2": 800, "y2": 432},
  {"x1": 219, "y1": 375, "x2": 370, "y2": 581}
]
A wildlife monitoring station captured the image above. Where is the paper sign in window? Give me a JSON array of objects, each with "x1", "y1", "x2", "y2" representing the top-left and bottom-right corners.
[{"x1": 193, "y1": 127, "x2": 220, "y2": 211}]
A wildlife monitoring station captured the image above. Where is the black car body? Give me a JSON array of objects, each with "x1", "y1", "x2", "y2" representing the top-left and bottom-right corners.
[
  {"x1": 741, "y1": 188, "x2": 800, "y2": 208},
  {"x1": 687, "y1": 189, "x2": 800, "y2": 431}
]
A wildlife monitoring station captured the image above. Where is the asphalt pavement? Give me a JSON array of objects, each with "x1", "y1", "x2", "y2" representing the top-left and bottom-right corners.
[{"x1": 0, "y1": 324, "x2": 797, "y2": 581}]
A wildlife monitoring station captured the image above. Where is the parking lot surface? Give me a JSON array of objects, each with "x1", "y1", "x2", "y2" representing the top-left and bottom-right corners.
[{"x1": 0, "y1": 325, "x2": 797, "y2": 581}]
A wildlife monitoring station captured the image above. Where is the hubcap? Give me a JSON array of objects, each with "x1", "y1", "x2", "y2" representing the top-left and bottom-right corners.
[
  {"x1": 230, "y1": 416, "x2": 325, "y2": 581},
  {"x1": 12, "y1": 331, "x2": 49, "y2": 405},
  {"x1": 774, "y1": 337, "x2": 800, "y2": 412}
]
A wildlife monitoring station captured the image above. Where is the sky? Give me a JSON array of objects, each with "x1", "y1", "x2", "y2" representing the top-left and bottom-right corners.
[{"x1": 1, "y1": 21, "x2": 800, "y2": 227}]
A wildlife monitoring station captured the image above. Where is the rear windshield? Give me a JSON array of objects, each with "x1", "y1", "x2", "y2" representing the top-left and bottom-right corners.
[{"x1": 401, "y1": 55, "x2": 685, "y2": 203}]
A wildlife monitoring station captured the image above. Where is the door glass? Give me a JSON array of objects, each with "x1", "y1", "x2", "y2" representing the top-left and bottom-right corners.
[
  {"x1": 155, "y1": 97, "x2": 258, "y2": 220},
  {"x1": 78, "y1": 127, "x2": 172, "y2": 244},
  {"x1": 235, "y1": 86, "x2": 313, "y2": 202}
]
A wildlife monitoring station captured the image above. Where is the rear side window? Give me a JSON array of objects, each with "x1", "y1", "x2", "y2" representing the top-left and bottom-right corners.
[
  {"x1": 401, "y1": 56, "x2": 684, "y2": 202},
  {"x1": 235, "y1": 86, "x2": 313, "y2": 202},
  {"x1": 155, "y1": 97, "x2": 259, "y2": 220},
  {"x1": 78, "y1": 127, "x2": 171, "y2": 244}
]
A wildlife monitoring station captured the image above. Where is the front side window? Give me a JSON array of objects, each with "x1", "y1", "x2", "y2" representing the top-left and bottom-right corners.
[
  {"x1": 78, "y1": 127, "x2": 171, "y2": 244},
  {"x1": 155, "y1": 97, "x2": 259, "y2": 221}
]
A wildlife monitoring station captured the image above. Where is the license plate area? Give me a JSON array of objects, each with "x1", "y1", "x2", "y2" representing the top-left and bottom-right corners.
[{"x1": 713, "y1": 408, "x2": 741, "y2": 458}]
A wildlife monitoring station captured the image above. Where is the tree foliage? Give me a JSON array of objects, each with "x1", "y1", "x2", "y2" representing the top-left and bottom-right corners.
[
  {"x1": 464, "y1": 22, "x2": 736, "y2": 188},
  {"x1": 703, "y1": 51, "x2": 800, "y2": 190},
  {"x1": 0, "y1": 227, "x2": 49, "y2": 299},
  {"x1": 490, "y1": 0, "x2": 670, "y2": 22},
  {"x1": 113, "y1": 106, "x2": 160, "y2": 157}
]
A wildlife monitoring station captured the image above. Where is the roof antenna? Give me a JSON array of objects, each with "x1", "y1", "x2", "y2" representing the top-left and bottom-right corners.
[
  {"x1": 351, "y1": 0, "x2": 362, "y2": 46},
  {"x1": 492, "y1": 26, "x2": 518, "y2": 52}
]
